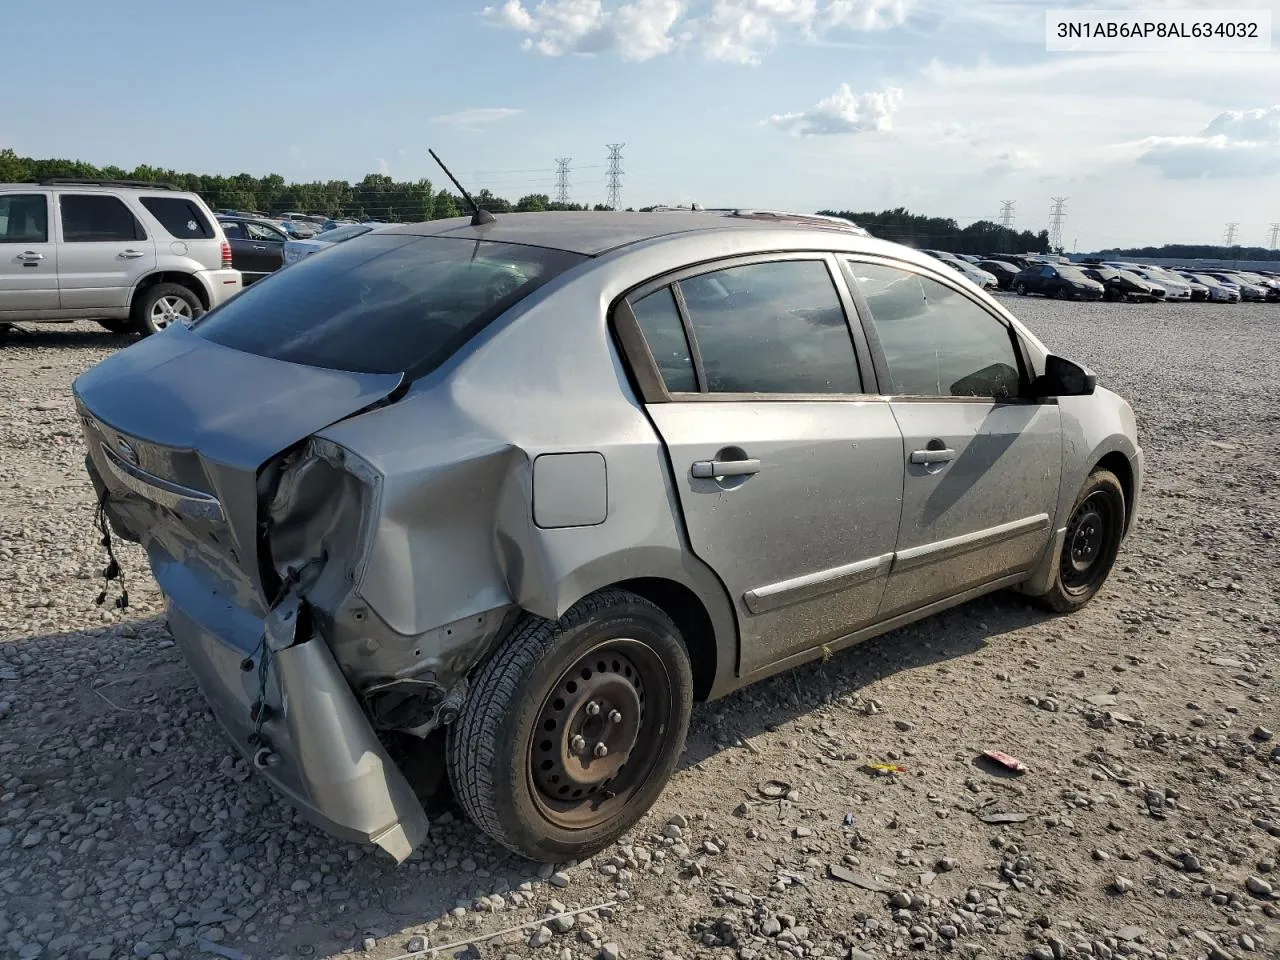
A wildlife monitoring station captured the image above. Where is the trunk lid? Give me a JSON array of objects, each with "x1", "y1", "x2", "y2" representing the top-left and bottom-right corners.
[{"x1": 74, "y1": 323, "x2": 402, "y2": 605}]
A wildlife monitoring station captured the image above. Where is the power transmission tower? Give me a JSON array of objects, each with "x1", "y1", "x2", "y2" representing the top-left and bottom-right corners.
[
  {"x1": 998, "y1": 200, "x2": 1016, "y2": 229},
  {"x1": 1048, "y1": 197, "x2": 1068, "y2": 252},
  {"x1": 1267, "y1": 222, "x2": 1279, "y2": 250},
  {"x1": 554, "y1": 158, "x2": 571, "y2": 206},
  {"x1": 1224, "y1": 222, "x2": 1239, "y2": 246},
  {"x1": 605, "y1": 143, "x2": 625, "y2": 211}
]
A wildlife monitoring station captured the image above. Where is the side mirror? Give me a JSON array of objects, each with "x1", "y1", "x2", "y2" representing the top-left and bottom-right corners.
[{"x1": 1033, "y1": 354, "x2": 1097, "y2": 397}]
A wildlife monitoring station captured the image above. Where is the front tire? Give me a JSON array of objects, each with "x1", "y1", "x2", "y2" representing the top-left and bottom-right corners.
[
  {"x1": 1035, "y1": 468, "x2": 1125, "y2": 614},
  {"x1": 448, "y1": 589, "x2": 693, "y2": 862},
  {"x1": 131, "y1": 282, "x2": 202, "y2": 336}
]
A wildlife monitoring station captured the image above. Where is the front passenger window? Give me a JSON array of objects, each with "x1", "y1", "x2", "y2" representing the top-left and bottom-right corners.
[{"x1": 849, "y1": 261, "x2": 1023, "y2": 400}]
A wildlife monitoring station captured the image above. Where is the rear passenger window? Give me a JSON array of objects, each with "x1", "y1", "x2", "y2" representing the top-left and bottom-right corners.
[
  {"x1": 849, "y1": 261, "x2": 1023, "y2": 399},
  {"x1": 0, "y1": 195, "x2": 49, "y2": 243},
  {"x1": 677, "y1": 259, "x2": 860, "y2": 394},
  {"x1": 60, "y1": 195, "x2": 146, "y2": 242},
  {"x1": 631, "y1": 287, "x2": 697, "y2": 393},
  {"x1": 140, "y1": 197, "x2": 214, "y2": 239},
  {"x1": 221, "y1": 221, "x2": 245, "y2": 239}
]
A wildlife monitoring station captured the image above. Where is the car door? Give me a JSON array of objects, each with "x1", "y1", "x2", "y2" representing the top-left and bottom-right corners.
[
  {"x1": 617, "y1": 255, "x2": 906, "y2": 675},
  {"x1": 243, "y1": 221, "x2": 287, "y2": 281},
  {"x1": 842, "y1": 258, "x2": 1063, "y2": 619},
  {"x1": 55, "y1": 193, "x2": 157, "y2": 310},
  {"x1": 0, "y1": 192, "x2": 59, "y2": 313}
]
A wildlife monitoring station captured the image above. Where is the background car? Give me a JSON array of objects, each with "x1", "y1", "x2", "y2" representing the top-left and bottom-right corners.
[
  {"x1": 1181, "y1": 272, "x2": 1240, "y2": 302},
  {"x1": 217, "y1": 215, "x2": 289, "y2": 285},
  {"x1": 75, "y1": 210, "x2": 1141, "y2": 865},
  {"x1": 924, "y1": 251, "x2": 999, "y2": 290},
  {"x1": 281, "y1": 221, "x2": 375, "y2": 265},
  {"x1": 1080, "y1": 266, "x2": 1160, "y2": 302},
  {"x1": 1013, "y1": 263, "x2": 1105, "y2": 299},
  {"x1": 976, "y1": 259, "x2": 1020, "y2": 290},
  {"x1": 1130, "y1": 267, "x2": 1191, "y2": 301},
  {"x1": 0, "y1": 178, "x2": 240, "y2": 338}
]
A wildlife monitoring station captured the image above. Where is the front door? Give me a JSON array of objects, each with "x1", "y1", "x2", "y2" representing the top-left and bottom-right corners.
[
  {"x1": 55, "y1": 193, "x2": 157, "y2": 311},
  {"x1": 241, "y1": 221, "x2": 287, "y2": 282},
  {"x1": 624, "y1": 256, "x2": 906, "y2": 674},
  {"x1": 843, "y1": 259, "x2": 1063, "y2": 617},
  {"x1": 0, "y1": 192, "x2": 59, "y2": 313}
]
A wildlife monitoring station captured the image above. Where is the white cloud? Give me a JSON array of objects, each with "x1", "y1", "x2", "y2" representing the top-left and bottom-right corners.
[
  {"x1": 1137, "y1": 107, "x2": 1280, "y2": 179},
  {"x1": 482, "y1": 0, "x2": 911, "y2": 62},
  {"x1": 985, "y1": 148, "x2": 1041, "y2": 176},
  {"x1": 376, "y1": 158, "x2": 391, "y2": 176},
  {"x1": 431, "y1": 107, "x2": 524, "y2": 126},
  {"x1": 769, "y1": 84, "x2": 903, "y2": 135}
]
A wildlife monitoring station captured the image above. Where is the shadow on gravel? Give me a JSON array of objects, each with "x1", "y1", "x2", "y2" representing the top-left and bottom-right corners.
[
  {"x1": 1, "y1": 323, "x2": 135, "y2": 351},
  {"x1": 679, "y1": 589, "x2": 1056, "y2": 769},
  {"x1": 1, "y1": 589, "x2": 1053, "y2": 957}
]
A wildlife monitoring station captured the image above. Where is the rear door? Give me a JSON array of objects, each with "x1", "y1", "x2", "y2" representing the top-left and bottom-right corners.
[
  {"x1": 242, "y1": 221, "x2": 287, "y2": 280},
  {"x1": 618, "y1": 255, "x2": 906, "y2": 675},
  {"x1": 842, "y1": 258, "x2": 1062, "y2": 618},
  {"x1": 0, "y1": 191, "x2": 59, "y2": 313},
  {"x1": 55, "y1": 193, "x2": 157, "y2": 310}
]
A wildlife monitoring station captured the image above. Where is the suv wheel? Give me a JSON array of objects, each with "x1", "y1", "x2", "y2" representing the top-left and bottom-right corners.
[
  {"x1": 1034, "y1": 468, "x2": 1125, "y2": 614},
  {"x1": 132, "y1": 283, "x2": 202, "y2": 336},
  {"x1": 448, "y1": 589, "x2": 693, "y2": 862}
]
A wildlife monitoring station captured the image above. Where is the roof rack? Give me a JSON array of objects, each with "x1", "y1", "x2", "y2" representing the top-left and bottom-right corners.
[{"x1": 35, "y1": 177, "x2": 182, "y2": 191}]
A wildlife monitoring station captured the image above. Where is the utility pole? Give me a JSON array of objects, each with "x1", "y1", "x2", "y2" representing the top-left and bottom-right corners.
[
  {"x1": 1223, "y1": 222, "x2": 1239, "y2": 246},
  {"x1": 606, "y1": 143, "x2": 625, "y2": 211},
  {"x1": 1268, "y1": 222, "x2": 1279, "y2": 250},
  {"x1": 998, "y1": 200, "x2": 1016, "y2": 253},
  {"x1": 554, "y1": 158, "x2": 571, "y2": 206},
  {"x1": 1048, "y1": 197, "x2": 1068, "y2": 253}
]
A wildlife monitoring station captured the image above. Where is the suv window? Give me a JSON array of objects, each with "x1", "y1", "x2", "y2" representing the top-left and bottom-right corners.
[
  {"x1": 0, "y1": 194, "x2": 49, "y2": 243},
  {"x1": 60, "y1": 195, "x2": 146, "y2": 242},
  {"x1": 676, "y1": 259, "x2": 861, "y2": 394},
  {"x1": 849, "y1": 261, "x2": 1022, "y2": 399},
  {"x1": 630, "y1": 287, "x2": 697, "y2": 393},
  {"x1": 246, "y1": 221, "x2": 285, "y2": 242},
  {"x1": 140, "y1": 197, "x2": 214, "y2": 239},
  {"x1": 194, "y1": 234, "x2": 586, "y2": 376}
]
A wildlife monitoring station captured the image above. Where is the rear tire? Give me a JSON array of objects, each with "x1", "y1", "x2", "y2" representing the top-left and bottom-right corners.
[
  {"x1": 130, "y1": 282, "x2": 202, "y2": 336},
  {"x1": 448, "y1": 589, "x2": 693, "y2": 862},
  {"x1": 0, "y1": 323, "x2": 11, "y2": 343},
  {"x1": 1015, "y1": 282, "x2": 1027, "y2": 296},
  {"x1": 1034, "y1": 468, "x2": 1125, "y2": 614}
]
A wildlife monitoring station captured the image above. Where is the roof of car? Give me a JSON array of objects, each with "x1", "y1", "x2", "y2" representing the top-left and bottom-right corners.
[{"x1": 381, "y1": 210, "x2": 872, "y2": 256}]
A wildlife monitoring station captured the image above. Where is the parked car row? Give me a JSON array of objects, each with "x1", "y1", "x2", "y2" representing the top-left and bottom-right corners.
[
  {"x1": 216, "y1": 215, "x2": 380, "y2": 283},
  {"x1": 921, "y1": 249, "x2": 1280, "y2": 305}
]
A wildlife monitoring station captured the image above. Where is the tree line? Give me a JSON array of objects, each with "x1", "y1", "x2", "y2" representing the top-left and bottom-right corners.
[
  {"x1": 819, "y1": 207, "x2": 1052, "y2": 255},
  {"x1": 1086, "y1": 242, "x2": 1280, "y2": 261}
]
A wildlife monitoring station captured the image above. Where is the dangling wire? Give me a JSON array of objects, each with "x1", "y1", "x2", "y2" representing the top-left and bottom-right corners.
[{"x1": 93, "y1": 490, "x2": 129, "y2": 611}]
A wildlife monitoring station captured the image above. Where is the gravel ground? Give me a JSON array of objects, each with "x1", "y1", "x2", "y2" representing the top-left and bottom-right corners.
[{"x1": 1, "y1": 300, "x2": 1277, "y2": 960}]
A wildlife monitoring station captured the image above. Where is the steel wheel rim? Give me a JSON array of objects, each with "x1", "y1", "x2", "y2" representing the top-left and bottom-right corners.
[
  {"x1": 1060, "y1": 492, "x2": 1115, "y2": 594},
  {"x1": 527, "y1": 638, "x2": 672, "y2": 830},
  {"x1": 151, "y1": 295, "x2": 192, "y2": 330}
]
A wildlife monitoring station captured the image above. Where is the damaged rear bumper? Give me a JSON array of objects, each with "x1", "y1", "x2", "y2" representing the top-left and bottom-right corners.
[{"x1": 155, "y1": 555, "x2": 430, "y2": 861}]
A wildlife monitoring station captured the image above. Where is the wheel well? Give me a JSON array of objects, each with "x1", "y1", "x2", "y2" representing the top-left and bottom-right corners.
[
  {"x1": 614, "y1": 577, "x2": 718, "y2": 702},
  {"x1": 133, "y1": 272, "x2": 209, "y2": 311},
  {"x1": 1095, "y1": 451, "x2": 1134, "y2": 534}
]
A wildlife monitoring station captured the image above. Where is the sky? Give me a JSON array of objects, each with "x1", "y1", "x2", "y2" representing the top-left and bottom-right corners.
[{"x1": 6, "y1": 0, "x2": 1280, "y2": 250}]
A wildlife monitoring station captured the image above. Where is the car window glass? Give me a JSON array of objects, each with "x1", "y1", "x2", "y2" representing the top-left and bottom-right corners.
[
  {"x1": 220, "y1": 221, "x2": 245, "y2": 239},
  {"x1": 849, "y1": 261, "x2": 1022, "y2": 400},
  {"x1": 140, "y1": 197, "x2": 214, "y2": 239},
  {"x1": 246, "y1": 222, "x2": 284, "y2": 242},
  {"x1": 0, "y1": 194, "x2": 49, "y2": 243},
  {"x1": 1040, "y1": 266, "x2": 1055, "y2": 278},
  {"x1": 630, "y1": 287, "x2": 697, "y2": 393},
  {"x1": 60, "y1": 195, "x2": 146, "y2": 242},
  {"x1": 677, "y1": 259, "x2": 860, "y2": 394}
]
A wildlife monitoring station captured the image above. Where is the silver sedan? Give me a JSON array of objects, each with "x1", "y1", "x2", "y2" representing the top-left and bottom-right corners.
[{"x1": 75, "y1": 209, "x2": 1142, "y2": 863}]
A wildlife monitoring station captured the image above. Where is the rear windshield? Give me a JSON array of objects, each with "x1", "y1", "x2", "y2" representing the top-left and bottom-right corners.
[
  {"x1": 193, "y1": 234, "x2": 586, "y2": 376},
  {"x1": 140, "y1": 196, "x2": 214, "y2": 239}
]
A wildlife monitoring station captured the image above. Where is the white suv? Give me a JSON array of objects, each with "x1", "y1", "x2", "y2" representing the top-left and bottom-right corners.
[{"x1": 0, "y1": 179, "x2": 242, "y2": 340}]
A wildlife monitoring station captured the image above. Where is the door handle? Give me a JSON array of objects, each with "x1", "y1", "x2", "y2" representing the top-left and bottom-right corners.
[
  {"x1": 691, "y1": 458, "x2": 761, "y2": 479},
  {"x1": 16, "y1": 251, "x2": 44, "y2": 261},
  {"x1": 252, "y1": 245, "x2": 267, "y2": 250},
  {"x1": 910, "y1": 448, "x2": 955, "y2": 465},
  {"x1": 118, "y1": 250, "x2": 145, "y2": 259}
]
